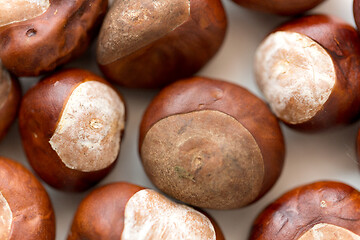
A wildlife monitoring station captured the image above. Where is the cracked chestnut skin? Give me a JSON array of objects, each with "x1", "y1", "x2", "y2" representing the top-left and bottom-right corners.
[
  {"x1": 261, "y1": 15, "x2": 360, "y2": 131},
  {"x1": 0, "y1": 156, "x2": 55, "y2": 240},
  {"x1": 0, "y1": 0, "x2": 107, "y2": 77},
  {"x1": 231, "y1": 0, "x2": 325, "y2": 15},
  {"x1": 67, "y1": 182, "x2": 224, "y2": 240},
  {"x1": 250, "y1": 181, "x2": 360, "y2": 239},
  {"x1": 97, "y1": 0, "x2": 227, "y2": 88},
  {"x1": 139, "y1": 77, "x2": 285, "y2": 209}
]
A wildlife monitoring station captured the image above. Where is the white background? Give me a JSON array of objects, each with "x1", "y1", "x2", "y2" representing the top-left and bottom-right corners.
[{"x1": 0, "y1": 0, "x2": 359, "y2": 239}]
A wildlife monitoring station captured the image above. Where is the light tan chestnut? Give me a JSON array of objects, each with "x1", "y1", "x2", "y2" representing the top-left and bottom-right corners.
[
  {"x1": 139, "y1": 77, "x2": 285, "y2": 209},
  {"x1": 0, "y1": 0, "x2": 107, "y2": 76},
  {"x1": 97, "y1": 0, "x2": 227, "y2": 88},
  {"x1": 255, "y1": 15, "x2": 360, "y2": 131},
  {"x1": 68, "y1": 182, "x2": 225, "y2": 240},
  {"x1": 0, "y1": 62, "x2": 20, "y2": 141},
  {"x1": 250, "y1": 181, "x2": 360, "y2": 239},
  {"x1": 19, "y1": 69, "x2": 126, "y2": 191},
  {"x1": 0, "y1": 156, "x2": 55, "y2": 240}
]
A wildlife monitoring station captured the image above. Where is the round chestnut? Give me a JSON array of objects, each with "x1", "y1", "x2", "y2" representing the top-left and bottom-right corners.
[
  {"x1": 139, "y1": 77, "x2": 285, "y2": 209},
  {"x1": 0, "y1": 62, "x2": 21, "y2": 141},
  {"x1": 0, "y1": 156, "x2": 55, "y2": 240},
  {"x1": 250, "y1": 181, "x2": 360, "y2": 239},
  {"x1": 19, "y1": 69, "x2": 126, "y2": 191},
  {"x1": 0, "y1": 0, "x2": 107, "y2": 76},
  {"x1": 255, "y1": 15, "x2": 360, "y2": 131},
  {"x1": 231, "y1": 0, "x2": 325, "y2": 15},
  {"x1": 67, "y1": 182, "x2": 224, "y2": 240},
  {"x1": 96, "y1": 0, "x2": 227, "y2": 88}
]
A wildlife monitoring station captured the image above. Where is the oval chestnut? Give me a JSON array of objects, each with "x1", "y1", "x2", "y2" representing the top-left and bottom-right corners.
[
  {"x1": 19, "y1": 69, "x2": 126, "y2": 191},
  {"x1": 250, "y1": 181, "x2": 360, "y2": 239},
  {"x1": 0, "y1": 156, "x2": 55, "y2": 240},
  {"x1": 67, "y1": 182, "x2": 224, "y2": 240},
  {"x1": 96, "y1": 0, "x2": 227, "y2": 88},
  {"x1": 139, "y1": 77, "x2": 285, "y2": 209},
  {"x1": 0, "y1": 0, "x2": 107, "y2": 76},
  {"x1": 231, "y1": 0, "x2": 325, "y2": 15},
  {"x1": 255, "y1": 14, "x2": 360, "y2": 131},
  {"x1": 0, "y1": 62, "x2": 21, "y2": 141}
]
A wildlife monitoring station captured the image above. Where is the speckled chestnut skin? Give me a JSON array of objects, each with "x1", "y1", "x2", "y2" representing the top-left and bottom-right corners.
[
  {"x1": 0, "y1": 0, "x2": 107, "y2": 77},
  {"x1": 139, "y1": 77, "x2": 285, "y2": 209},
  {"x1": 19, "y1": 69, "x2": 126, "y2": 192},
  {"x1": 67, "y1": 182, "x2": 224, "y2": 240},
  {"x1": 97, "y1": 0, "x2": 227, "y2": 88},
  {"x1": 250, "y1": 181, "x2": 360, "y2": 239},
  {"x1": 354, "y1": 0, "x2": 360, "y2": 30},
  {"x1": 0, "y1": 63, "x2": 21, "y2": 141},
  {"x1": 231, "y1": 0, "x2": 325, "y2": 15},
  {"x1": 255, "y1": 15, "x2": 360, "y2": 132},
  {"x1": 0, "y1": 156, "x2": 55, "y2": 240}
]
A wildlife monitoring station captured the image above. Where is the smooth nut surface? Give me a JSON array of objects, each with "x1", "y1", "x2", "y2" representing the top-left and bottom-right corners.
[
  {"x1": 49, "y1": 81, "x2": 125, "y2": 172},
  {"x1": 298, "y1": 223, "x2": 360, "y2": 240},
  {"x1": 122, "y1": 189, "x2": 216, "y2": 239},
  {"x1": 0, "y1": 0, "x2": 50, "y2": 27},
  {"x1": 0, "y1": 192, "x2": 12, "y2": 240},
  {"x1": 255, "y1": 31, "x2": 336, "y2": 124},
  {"x1": 98, "y1": 0, "x2": 190, "y2": 65}
]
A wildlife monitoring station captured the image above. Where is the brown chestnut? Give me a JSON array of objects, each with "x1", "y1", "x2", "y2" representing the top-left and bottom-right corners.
[
  {"x1": 255, "y1": 15, "x2": 360, "y2": 131},
  {"x1": 0, "y1": 156, "x2": 55, "y2": 240},
  {"x1": 354, "y1": 0, "x2": 360, "y2": 30},
  {"x1": 231, "y1": 0, "x2": 325, "y2": 15},
  {"x1": 96, "y1": 0, "x2": 227, "y2": 88},
  {"x1": 250, "y1": 181, "x2": 360, "y2": 239},
  {"x1": 67, "y1": 182, "x2": 224, "y2": 240},
  {"x1": 0, "y1": 62, "x2": 20, "y2": 141},
  {"x1": 139, "y1": 77, "x2": 285, "y2": 209},
  {"x1": 0, "y1": 0, "x2": 107, "y2": 76},
  {"x1": 19, "y1": 69, "x2": 126, "y2": 191}
]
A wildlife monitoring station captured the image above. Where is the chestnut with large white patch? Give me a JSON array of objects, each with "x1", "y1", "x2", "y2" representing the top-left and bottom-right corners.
[
  {"x1": 0, "y1": 192, "x2": 12, "y2": 240},
  {"x1": 122, "y1": 189, "x2": 216, "y2": 240},
  {"x1": 255, "y1": 31, "x2": 336, "y2": 124},
  {"x1": 298, "y1": 224, "x2": 360, "y2": 240},
  {"x1": 49, "y1": 81, "x2": 125, "y2": 172}
]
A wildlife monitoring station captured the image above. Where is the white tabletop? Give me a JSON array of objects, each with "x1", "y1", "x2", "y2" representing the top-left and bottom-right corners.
[{"x1": 0, "y1": 0, "x2": 359, "y2": 239}]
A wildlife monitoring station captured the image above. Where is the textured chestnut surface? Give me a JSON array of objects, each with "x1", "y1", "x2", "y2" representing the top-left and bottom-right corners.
[
  {"x1": 19, "y1": 69, "x2": 125, "y2": 191},
  {"x1": 0, "y1": 156, "x2": 55, "y2": 240},
  {"x1": 231, "y1": 0, "x2": 325, "y2": 15},
  {"x1": 97, "y1": 0, "x2": 227, "y2": 88},
  {"x1": 67, "y1": 182, "x2": 224, "y2": 240},
  {"x1": 354, "y1": 0, "x2": 360, "y2": 29},
  {"x1": 250, "y1": 181, "x2": 360, "y2": 239},
  {"x1": 0, "y1": 0, "x2": 107, "y2": 76},
  {"x1": 139, "y1": 77, "x2": 285, "y2": 209},
  {"x1": 257, "y1": 14, "x2": 360, "y2": 131}
]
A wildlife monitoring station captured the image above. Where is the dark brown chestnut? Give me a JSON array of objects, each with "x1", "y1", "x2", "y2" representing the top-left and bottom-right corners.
[
  {"x1": 0, "y1": 0, "x2": 107, "y2": 76},
  {"x1": 67, "y1": 182, "x2": 224, "y2": 240},
  {"x1": 96, "y1": 0, "x2": 227, "y2": 88},
  {"x1": 19, "y1": 69, "x2": 126, "y2": 191},
  {"x1": 0, "y1": 156, "x2": 55, "y2": 240},
  {"x1": 0, "y1": 62, "x2": 20, "y2": 141},
  {"x1": 354, "y1": 0, "x2": 360, "y2": 30},
  {"x1": 231, "y1": 0, "x2": 325, "y2": 15},
  {"x1": 139, "y1": 77, "x2": 285, "y2": 209},
  {"x1": 250, "y1": 181, "x2": 360, "y2": 239},
  {"x1": 254, "y1": 14, "x2": 360, "y2": 131}
]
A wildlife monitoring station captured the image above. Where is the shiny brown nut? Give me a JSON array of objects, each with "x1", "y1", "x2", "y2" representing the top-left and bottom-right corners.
[
  {"x1": 96, "y1": 0, "x2": 227, "y2": 88},
  {"x1": 0, "y1": 0, "x2": 107, "y2": 77},
  {"x1": 0, "y1": 62, "x2": 20, "y2": 141},
  {"x1": 0, "y1": 156, "x2": 55, "y2": 240},
  {"x1": 19, "y1": 69, "x2": 126, "y2": 191},
  {"x1": 139, "y1": 77, "x2": 285, "y2": 209},
  {"x1": 250, "y1": 181, "x2": 360, "y2": 239},
  {"x1": 231, "y1": 0, "x2": 325, "y2": 15},
  {"x1": 67, "y1": 182, "x2": 224, "y2": 240},
  {"x1": 354, "y1": 0, "x2": 360, "y2": 30},
  {"x1": 255, "y1": 15, "x2": 360, "y2": 132}
]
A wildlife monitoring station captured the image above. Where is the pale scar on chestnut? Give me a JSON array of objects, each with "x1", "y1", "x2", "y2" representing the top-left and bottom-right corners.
[
  {"x1": 0, "y1": 0, "x2": 50, "y2": 27},
  {"x1": 121, "y1": 189, "x2": 216, "y2": 240},
  {"x1": 97, "y1": 0, "x2": 191, "y2": 65},
  {"x1": 298, "y1": 223, "x2": 360, "y2": 240},
  {"x1": 255, "y1": 31, "x2": 336, "y2": 124},
  {"x1": 0, "y1": 192, "x2": 12, "y2": 240}
]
